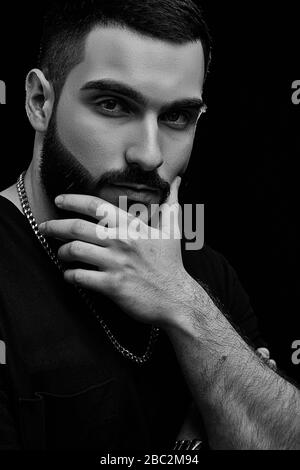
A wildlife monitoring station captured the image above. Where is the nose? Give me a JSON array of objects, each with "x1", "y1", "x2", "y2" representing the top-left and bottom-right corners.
[{"x1": 125, "y1": 114, "x2": 163, "y2": 171}]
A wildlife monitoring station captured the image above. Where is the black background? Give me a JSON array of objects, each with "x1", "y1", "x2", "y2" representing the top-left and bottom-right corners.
[{"x1": 0, "y1": 0, "x2": 299, "y2": 381}]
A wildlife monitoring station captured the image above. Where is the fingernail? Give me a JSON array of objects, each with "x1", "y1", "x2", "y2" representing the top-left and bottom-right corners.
[
  {"x1": 39, "y1": 222, "x2": 45, "y2": 231},
  {"x1": 55, "y1": 195, "x2": 64, "y2": 206}
]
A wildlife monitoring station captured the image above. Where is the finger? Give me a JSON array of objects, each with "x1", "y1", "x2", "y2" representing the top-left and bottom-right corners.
[
  {"x1": 160, "y1": 177, "x2": 182, "y2": 235},
  {"x1": 256, "y1": 347, "x2": 270, "y2": 360},
  {"x1": 55, "y1": 194, "x2": 129, "y2": 228},
  {"x1": 38, "y1": 218, "x2": 111, "y2": 246},
  {"x1": 58, "y1": 240, "x2": 116, "y2": 269},
  {"x1": 268, "y1": 359, "x2": 277, "y2": 370},
  {"x1": 64, "y1": 268, "x2": 113, "y2": 294},
  {"x1": 165, "y1": 176, "x2": 181, "y2": 206}
]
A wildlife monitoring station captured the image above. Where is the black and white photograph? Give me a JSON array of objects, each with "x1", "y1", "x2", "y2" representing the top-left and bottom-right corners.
[{"x1": 0, "y1": 0, "x2": 299, "y2": 457}]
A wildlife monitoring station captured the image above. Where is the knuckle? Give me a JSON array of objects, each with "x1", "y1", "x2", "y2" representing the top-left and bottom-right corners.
[
  {"x1": 88, "y1": 198, "x2": 100, "y2": 216},
  {"x1": 43, "y1": 221, "x2": 51, "y2": 233},
  {"x1": 111, "y1": 271, "x2": 123, "y2": 290},
  {"x1": 95, "y1": 201, "x2": 106, "y2": 218},
  {"x1": 71, "y1": 219, "x2": 84, "y2": 236},
  {"x1": 127, "y1": 212, "x2": 136, "y2": 224},
  {"x1": 73, "y1": 270, "x2": 83, "y2": 283},
  {"x1": 119, "y1": 253, "x2": 129, "y2": 267},
  {"x1": 120, "y1": 237, "x2": 135, "y2": 251},
  {"x1": 95, "y1": 224, "x2": 109, "y2": 240},
  {"x1": 69, "y1": 240, "x2": 81, "y2": 255},
  {"x1": 257, "y1": 347, "x2": 270, "y2": 357},
  {"x1": 115, "y1": 253, "x2": 131, "y2": 272}
]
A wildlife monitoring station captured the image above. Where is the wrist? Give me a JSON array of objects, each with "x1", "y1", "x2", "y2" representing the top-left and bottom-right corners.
[{"x1": 161, "y1": 274, "x2": 217, "y2": 335}]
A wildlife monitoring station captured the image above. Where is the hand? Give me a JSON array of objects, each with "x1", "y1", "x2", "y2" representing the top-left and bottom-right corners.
[
  {"x1": 256, "y1": 347, "x2": 277, "y2": 370},
  {"x1": 38, "y1": 177, "x2": 194, "y2": 328}
]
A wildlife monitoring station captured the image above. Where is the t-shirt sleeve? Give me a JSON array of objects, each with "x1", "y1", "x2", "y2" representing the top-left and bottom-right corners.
[
  {"x1": 213, "y1": 253, "x2": 267, "y2": 349},
  {"x1": 183, "y1": 245, "x2": 267, "y2": 350}
]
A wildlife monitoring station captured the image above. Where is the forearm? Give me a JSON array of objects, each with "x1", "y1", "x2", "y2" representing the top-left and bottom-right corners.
[{"x1": 164, "y1": 278, "x2": 300, "y2": 449}]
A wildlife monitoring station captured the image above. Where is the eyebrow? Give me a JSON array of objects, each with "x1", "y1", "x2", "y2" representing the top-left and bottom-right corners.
[{"x1": 80, "y1": 79, "x2": 206, "y2": 113}]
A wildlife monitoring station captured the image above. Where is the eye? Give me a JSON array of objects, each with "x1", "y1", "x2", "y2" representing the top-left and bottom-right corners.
[
  {"x1": 161, "y1": 110, "x2": 191, "y2": 129},
  {"x1": 94, "y1": 98, "x2": 129, "y2": 116}
]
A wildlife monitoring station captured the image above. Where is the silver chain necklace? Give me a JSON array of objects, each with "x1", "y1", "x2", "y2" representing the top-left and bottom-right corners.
[{"x1": 16, "y1": 171, "x2": 160, "y2": 365}]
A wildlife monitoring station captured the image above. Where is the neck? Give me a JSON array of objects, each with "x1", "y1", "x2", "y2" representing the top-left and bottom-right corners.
[
  {"x1": 20, "y1": 132, "x2": 61, "y2": 224},
  {"x1": 23, "y1": 159, "x2": 60, "y2": 225},
  {"x1": 0, "y1": 136, "x2": 60, "y2": 224}
]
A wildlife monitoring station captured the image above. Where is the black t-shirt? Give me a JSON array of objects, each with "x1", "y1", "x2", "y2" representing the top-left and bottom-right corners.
[{"x1": 0, "y1": 195, "x2": 265, "y2": 450}]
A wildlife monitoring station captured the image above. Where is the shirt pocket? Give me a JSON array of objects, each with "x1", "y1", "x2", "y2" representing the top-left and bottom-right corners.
[{"x1": 18, "y1": 378, "x2": 119, "y2": 450}]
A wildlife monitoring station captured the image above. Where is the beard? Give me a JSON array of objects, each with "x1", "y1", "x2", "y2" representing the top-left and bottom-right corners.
[
  {"x1": 39, "y1": 112, "x2": 171, "y2": 218},
  {"x1": 39, "y1": 113, "x2": 173, "y2": 350}
]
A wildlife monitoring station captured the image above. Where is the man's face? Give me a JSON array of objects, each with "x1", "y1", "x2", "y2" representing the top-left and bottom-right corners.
[{"x1": 40, "y1": 26, "x2": 205, "y2": 217}]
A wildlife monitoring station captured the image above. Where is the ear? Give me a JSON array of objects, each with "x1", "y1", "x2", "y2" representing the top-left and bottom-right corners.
[{"x1": 25, "y1": 69, "x2": 55, "y2": 132}]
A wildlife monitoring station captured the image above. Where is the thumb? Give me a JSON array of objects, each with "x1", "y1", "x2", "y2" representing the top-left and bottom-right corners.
[
  {"x1": 160, "y1": 176, "x2": 182, "y2": 235},
  {"x1": 166, "y1": 176, "x2": 181, "y2": 206}
]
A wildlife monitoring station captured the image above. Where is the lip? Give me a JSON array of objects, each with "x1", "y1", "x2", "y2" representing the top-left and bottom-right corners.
[
  {"x1": 111, "y1": 183, "x2": 159, "y2": 192},
  {"x1": 102, "y1": 183, "x2": 161, "y2": 205}
]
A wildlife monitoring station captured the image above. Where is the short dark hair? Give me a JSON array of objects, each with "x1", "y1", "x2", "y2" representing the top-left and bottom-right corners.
[{"x1": 38, "y1": 0, "x2": 212, "y2": 101}]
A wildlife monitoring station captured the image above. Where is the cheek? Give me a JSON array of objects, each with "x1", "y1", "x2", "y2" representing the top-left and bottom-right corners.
[
  {"x1": 164, "y1": 138, "x2": 193, "y2": 179},
  {"x1": 55, "y1": 98, "x2": 122, "y2": 174}
]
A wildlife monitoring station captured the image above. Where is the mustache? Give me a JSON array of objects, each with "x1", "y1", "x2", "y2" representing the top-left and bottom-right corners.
[{"x1": 95, "y1": 167, "x2": 170, "y2": 196}]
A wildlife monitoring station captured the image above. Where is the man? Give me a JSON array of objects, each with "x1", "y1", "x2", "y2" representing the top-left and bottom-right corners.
[{"x1": 0, "y1": 0, "x2": 299, "y2": 450}]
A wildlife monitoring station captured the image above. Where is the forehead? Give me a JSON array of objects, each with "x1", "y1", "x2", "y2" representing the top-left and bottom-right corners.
[{"x1": 65, "y1": 26, "x2": 205, "y2": 102}]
